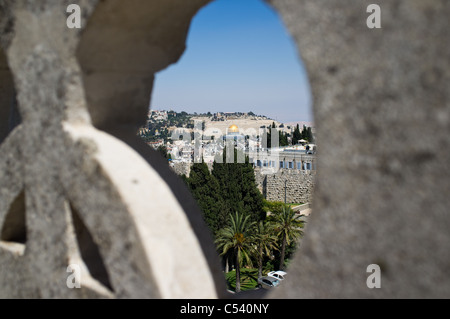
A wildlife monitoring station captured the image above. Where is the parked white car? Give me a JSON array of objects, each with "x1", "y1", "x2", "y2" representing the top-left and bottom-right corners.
[
  {"x1": 268, "y1": 271, "x2": 287, "y2": 281},
  {"x1": 257, "y1": 276, "x2": 281, "y2": 289}
]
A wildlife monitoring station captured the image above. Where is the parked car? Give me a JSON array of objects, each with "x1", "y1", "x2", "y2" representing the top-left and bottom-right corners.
[
  {"x1": 257, "y1": 276, "x2": 281, "y2": 289},
  {"x1": 268, "y1": 271, "x2": 287, "y2": 281}
]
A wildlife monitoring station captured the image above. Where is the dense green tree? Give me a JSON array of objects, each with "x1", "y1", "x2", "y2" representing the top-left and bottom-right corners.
[
  {"x1": 301, "y1": 125, "x2": 307, "y2": 140},
  {"x1": 279, "y1": 131, "x2": 289, "y2": 147},
  {"x1": 263, "y1": 127, "x2": 286, "y2": 148},
  {"x1": 212, "y1": 147, "x2": 264, "y2": 223},
  {"x1": 289, "y1": 124, "x2": 314, "y2": 144},
  {"x1": 306, "y1": 126, "x2": 314, "y2": 143},
  {"x1": 253, "y1": 221, "x2": 278, "y2": 278},
  {"x1": 269, "y1": 205, "x2": 305, "y2": 270},
  {"x1": 299, "y1": 125, "x2": 314, "y2": 143},
  {"x1": 183, "y1": 146, "x2": 307, "y2": 281},
  {"x1": 262, "y1": 200, "x2": 286, "y2": 215},
  {"x1": 186, "y1": 162, "x2": 227, "y2": 234},
  {"x1": 215, "y1": 212, "x2": 255, "y2": 293},
  {"x1": 292, "y1": 124, "x2": 302, "y2": 145}
]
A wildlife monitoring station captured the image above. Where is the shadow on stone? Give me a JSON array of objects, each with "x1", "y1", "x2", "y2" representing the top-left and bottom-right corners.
[
  {"x1": 0, "y1": 190, "x2": 26, "y2": 244},
  {"x1": 69, "y1": 202, "x2": 114, "y2": 292},
  {"x1": 0, "y1": 47, "x2": 21, "y2": 145}
]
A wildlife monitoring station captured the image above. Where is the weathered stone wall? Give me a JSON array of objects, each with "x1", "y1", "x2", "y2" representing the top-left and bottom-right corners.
[
  {"x1": 268, "y1": 0, "x2": 450, "y2": 298},
  {"x1": 170, "y1": 162, "x2": 191, "y2": 177},
  {"x1": 254, "y1": 168, "x2": 315, "y2": 204},
  {"x1": 170, "y1": 164, "x2": 316, "y2": 204},
  {"x1": 0, "y1": 0, "x2": 225, "y2": 299}
]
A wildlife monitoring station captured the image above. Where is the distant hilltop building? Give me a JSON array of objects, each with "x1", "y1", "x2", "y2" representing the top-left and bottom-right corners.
[
  {"x1": 148, "y1": 110, "x2": 168, "y2": 122},
  {"x1": 211, "y1": 112, "x2": 269, "y2": 122}
]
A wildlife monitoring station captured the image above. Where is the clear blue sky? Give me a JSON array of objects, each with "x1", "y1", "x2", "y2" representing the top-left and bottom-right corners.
[{"x1": 150, "y1": 0, "x2": 312, "y2": 123}]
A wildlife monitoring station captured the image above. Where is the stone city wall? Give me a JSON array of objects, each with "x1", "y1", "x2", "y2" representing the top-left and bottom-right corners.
[
  {"x1": 169, "y1": 163, "x2": 315, "y2": 204},
  {"x1": 254, "y1": 168, "x2": 315, "y2": 204}
]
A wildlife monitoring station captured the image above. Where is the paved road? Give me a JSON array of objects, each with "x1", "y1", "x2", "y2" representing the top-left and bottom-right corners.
[{"x1": 292, "y1": 203, "x2": 312, "y2": 216}]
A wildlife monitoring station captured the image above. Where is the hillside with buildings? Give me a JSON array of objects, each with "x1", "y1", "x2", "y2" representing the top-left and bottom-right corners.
[
  {"x1": 140, "y1": 110, "x2": 313, "y2": 142},
  {"x1": 137, "y1": 110, "x2": 316, "y2": 182}
]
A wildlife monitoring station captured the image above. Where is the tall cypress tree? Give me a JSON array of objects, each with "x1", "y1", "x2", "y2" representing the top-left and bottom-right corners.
[
  {"x1": 306, "y1": 126, "x2": 314, "y2": 143},
  {"x1": 187, "y1": 162, "x2": 227, "y2": 234},
  {"x1": 279, "y1": 131, "x2": 288, "y2": 147},
  {"x1": 212, "y1": 147, "x2": 264, "y2": 224},
  {"x1": 292, "y1": 124, "x2": 301, "y2": 145}
]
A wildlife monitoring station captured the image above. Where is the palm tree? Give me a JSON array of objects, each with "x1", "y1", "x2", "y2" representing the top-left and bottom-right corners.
[
  {"x1": 270, "y1": 205, "x2": 305, "y2": 270},
  {"x1": 215, "y1": 212, "x2": 255, "y2": 293},
  {"x1": 253, "y1": 220, "x2": 278, "y2": 279}
]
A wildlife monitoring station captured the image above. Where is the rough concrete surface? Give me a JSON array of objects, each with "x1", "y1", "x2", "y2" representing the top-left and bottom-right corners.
[
  {"x1": 0, "y1": 0, "x2": 225, "y2": 299},
  {"x1": 267, "y1": 0, "x2": 450, "y2": 298}
]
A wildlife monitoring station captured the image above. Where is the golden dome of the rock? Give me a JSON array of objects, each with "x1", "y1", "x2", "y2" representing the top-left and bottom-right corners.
[{"x1": 228, "y1": 125, "x2": 239, "y2": 133}]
